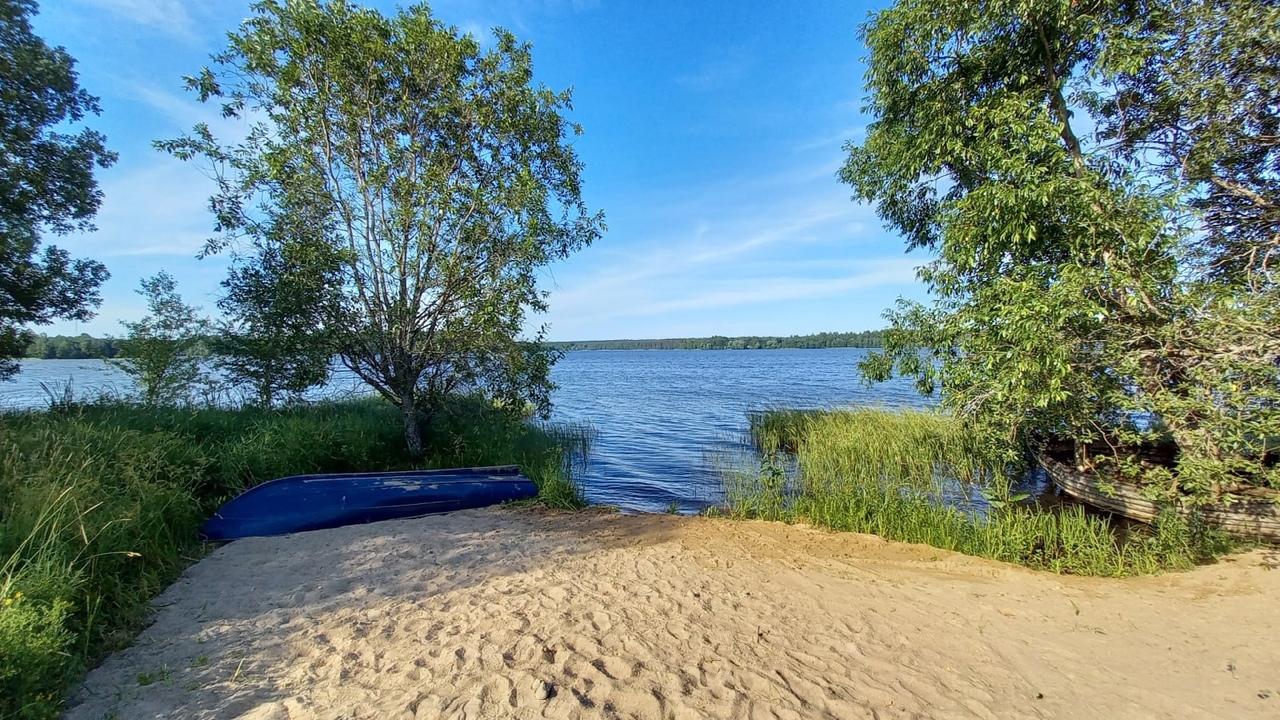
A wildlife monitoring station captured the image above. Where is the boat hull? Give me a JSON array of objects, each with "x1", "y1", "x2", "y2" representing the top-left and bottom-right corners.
[
  {"x1": 1034, "y1": 450, "x2": 1280, "y2": 542},
  {"x1": 201, "y1": 465, "x2": 537, "y2": 541}
]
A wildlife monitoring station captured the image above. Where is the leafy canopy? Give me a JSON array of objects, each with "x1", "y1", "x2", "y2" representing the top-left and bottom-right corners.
[
  {"x1": 113, "y1": 272, "x2": 209, "y2": 406},
  {"x1": 159, "y1": 0, "x2": 604, "y2": 454},
  {"x1": 213, "y1": 234, "x2": 341, "y2": 408},
  {"x1": 0, "y1": 0, "x2": 114, "y2": 380},
  {"x1": 846, "y1": 0, "x2": 1278, "y2": 501}
]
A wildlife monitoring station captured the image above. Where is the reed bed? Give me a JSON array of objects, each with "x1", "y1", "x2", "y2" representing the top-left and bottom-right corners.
[
  {"x1": 722, "y1": 407, "x2": 1230, "y2": 577},
  {"x1": 751, "y1": 407, "x2": 995, "y2": 488},
  {"x1": 0, "y1": 397, "x2": 591, "y2": 719}
]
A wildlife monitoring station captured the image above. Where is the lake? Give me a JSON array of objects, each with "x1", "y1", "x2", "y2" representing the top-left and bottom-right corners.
[{"x1": 1, "y1": 349, "x2": 932, "y2": 511}]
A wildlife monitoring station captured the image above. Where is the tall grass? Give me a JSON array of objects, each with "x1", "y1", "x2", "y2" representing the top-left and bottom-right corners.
[
  {"x1": 0, "y1": 397, "x2": 590, "y2": 719},
  {"x1": 721, "y1": 407, "x2": 1230, "y2": 577},
  {"x1": 750, "y1": 407, "x2": 995, "y2": 487}
]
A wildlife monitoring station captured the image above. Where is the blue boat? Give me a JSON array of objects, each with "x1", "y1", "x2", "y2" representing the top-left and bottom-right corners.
[{"x1": 201, "y1": 465, "x2": 537, "y2": 541}]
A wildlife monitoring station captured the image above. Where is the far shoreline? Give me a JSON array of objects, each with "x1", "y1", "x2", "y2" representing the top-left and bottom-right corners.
[
  {"x1": 556, "y1": 345, "x2": 882, "y2": 351},
  {"x1": 544, "y1": 330, "x2": 884, "y2": 352},
  {"x1": 23, "y1": 330, "x2": 887, "y2": 360}
]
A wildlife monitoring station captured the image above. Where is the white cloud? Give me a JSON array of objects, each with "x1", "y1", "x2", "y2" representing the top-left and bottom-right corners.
[
  {"x1": 80, "y1": 0, "x2": 196, "y2": 38},
  {"x1": 676, "y1": 53, "x2": 752, "y2": 90},
  {"x1": 130, "y1": 83, "x2": 210, "y2": 129},
  {"x1": 39, "y1": 157, "x2": 225, "y2": 334},
  {"x1": 605, "y1": 261, "x2": 918, "y2": 318},
  {"x1": 458, "y1": 21, "x2": 489, "y2": 40},
  {"x1": 129, "y1": 81, "x2": 257, "y2": 144},
  {"x1": 55, "y1": 159, "x2": 214, "y2": 261},
  {"x1": 538, "y1": 158, "x2": 924, "y2": 339},
  {"x1": 794, "y1": 126, "x2": 865, "y2": 153}
]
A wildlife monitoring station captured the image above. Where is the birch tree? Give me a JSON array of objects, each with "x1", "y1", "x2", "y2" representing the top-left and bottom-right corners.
[{"x1": 160, "y1": 0, "x2": 604, "y2": 454}]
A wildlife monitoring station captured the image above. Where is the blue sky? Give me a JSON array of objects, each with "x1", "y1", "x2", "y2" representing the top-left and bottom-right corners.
[{"x1": 34, "y1": 0, "x2": 928, "y2": 341}]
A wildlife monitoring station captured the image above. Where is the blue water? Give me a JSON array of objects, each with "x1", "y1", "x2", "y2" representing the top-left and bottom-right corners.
[
  {"x1": 0, "y1": 349, "x2": 933, "y2": 511},
  {"x1": 548, "y1": 349, "x2": 931, "y2": 511}
]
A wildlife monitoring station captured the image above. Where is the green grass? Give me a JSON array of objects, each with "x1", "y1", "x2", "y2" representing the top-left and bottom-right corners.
[
  {"x1": 0, "y1": 396, "x2": 590, "y2": 719},
  {"x1": 720, "y1": 407, "x2": 1232, "y2": 577}
]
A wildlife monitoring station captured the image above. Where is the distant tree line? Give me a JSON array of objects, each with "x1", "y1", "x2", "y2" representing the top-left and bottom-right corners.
[
  {"x1": 22, "y1": 330, "x2": 219, "y2": 362},
  {"x1": 546, "y1": 331, "x2": 884, "y2": 352},
  {"x1": 26, "y1": 329, "x2": 884, "y2": 359},
  {"x1": 24, "y1": 333, "x2": 121, "y2": 359}
]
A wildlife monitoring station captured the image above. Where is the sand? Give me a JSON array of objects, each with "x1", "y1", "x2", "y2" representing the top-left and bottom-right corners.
[{"x1": 65, "y1": 507, "x2": 1280, "y2": 720}]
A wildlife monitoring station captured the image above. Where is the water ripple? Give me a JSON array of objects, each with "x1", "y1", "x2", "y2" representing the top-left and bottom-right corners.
[
  {"x1": 549, "y1": 348, "x2": 933, "y2": 511},
  {"x1": 2, "y1": 349, "x2": 936, "y2": 512}
]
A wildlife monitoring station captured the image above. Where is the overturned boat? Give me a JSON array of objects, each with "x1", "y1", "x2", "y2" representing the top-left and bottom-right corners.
[{"x1": 201, "y1": 465, "x2": 537, "y2": 541}]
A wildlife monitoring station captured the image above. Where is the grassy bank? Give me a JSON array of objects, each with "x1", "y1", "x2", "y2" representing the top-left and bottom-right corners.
[
  {"x1": 0, "y1": 397, "x2": 590, "y2": 719},
  {"x1": 722, "y1": 408, "x2": 1231, "y2": 576}
]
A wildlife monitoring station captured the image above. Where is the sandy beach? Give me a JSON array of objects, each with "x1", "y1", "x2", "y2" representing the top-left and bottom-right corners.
[{"x1": 66, "y1": 507, "x2": 1279, "y2": 719}]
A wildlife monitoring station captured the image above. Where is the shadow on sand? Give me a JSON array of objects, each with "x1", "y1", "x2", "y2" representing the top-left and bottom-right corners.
[{"x1": 64, "y1": 507, "x2": 684, "y2": 719}]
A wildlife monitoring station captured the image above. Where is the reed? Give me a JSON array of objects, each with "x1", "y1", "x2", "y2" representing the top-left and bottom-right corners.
[
  {"x1": 725, "y1": 407, "x2": 1230, "y2": 577},
  {"x1": 0, "y1": 397, "x2": 589, "y2": 719},
  {"x1": 531, "y1": 420, "x2": 597, "y2": 510}
]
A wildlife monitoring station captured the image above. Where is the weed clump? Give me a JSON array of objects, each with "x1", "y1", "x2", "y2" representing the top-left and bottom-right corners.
[
  {"x1": 723, "y1": 407, "x2": 1232, "y2": 577},
  {"x1": 0, "y1": 397, "x2": 589, "y2": 718}
]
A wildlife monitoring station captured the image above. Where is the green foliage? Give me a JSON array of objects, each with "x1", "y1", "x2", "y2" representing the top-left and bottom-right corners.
[
  {"x1": 213, "y1": 237, "x2": 339, "y2": 407},
  {"x1": 526, "y1": 421, "x2": 594, "y2": 510},
  {"x1": 722, "y1": 409, "x2": 1230, "y2": 576},
  {"x1": 845, "y1": 0, "x2": 1177, "y2": 455},
  {"x1": 111, "y1": 272, "x2": 209, "y2": 406},
  {"x1": 1097, "y1": 0, "x2": 1279, "y2": 284},
  {"x1": 845, "y1": 0, "x2": 1279, "y2": 501},
  {"x1": 0, "y1": 398, "x2": 587, "y2": 717},
  {"x1": 749, "y1": 407, "x2": 995, "y2": 485},
  {"x1": 1108, "y1": 285, "x2": 1280, "y2": 501},
  {"x1": 158, "y1": 0, "x2": 604, "y2": 455},
  {"x1": 0, "y1": 418, "x2": 204, "y2": 719},
  {"x1": 0, "y1": 593, "x2": 75, "y2": 719},
  {"x1": 1092, "y1": 0, "x2": 1280, "y2": 498},
  {"x1": 0, "y1": 0, "x2": 115, "y2": 381}
]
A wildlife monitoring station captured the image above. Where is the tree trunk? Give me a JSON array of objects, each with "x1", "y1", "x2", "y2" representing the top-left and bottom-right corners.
[
  {"x1": 401, "y1": 396, "x2": 424, "y2": 457},
  {"x1": 258, "y1": 374, "x2": 274, "y2": 408}
]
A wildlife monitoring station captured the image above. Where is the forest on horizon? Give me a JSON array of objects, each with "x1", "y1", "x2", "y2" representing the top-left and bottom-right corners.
[{"x1": 19, "y1": 330, "x2": 886, "y2": 360}]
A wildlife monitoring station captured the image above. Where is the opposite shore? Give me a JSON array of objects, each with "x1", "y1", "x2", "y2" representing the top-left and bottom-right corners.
[{"x1": 18, "y1": 331, "x2": 886, "y2": 361}]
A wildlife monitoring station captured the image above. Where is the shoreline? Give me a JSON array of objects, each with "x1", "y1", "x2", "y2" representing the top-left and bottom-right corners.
[{"x1": 66, "y1": 506, "x2": 1280, "y2": 719}]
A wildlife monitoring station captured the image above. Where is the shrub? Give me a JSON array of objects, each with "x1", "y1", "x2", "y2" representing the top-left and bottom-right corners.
[
  {"x1": 0, "y1": 397, "x2": 587, "y2": 717},
  {"x1": 723, "y1": 408, "x2": 1232, "y2": 577}
]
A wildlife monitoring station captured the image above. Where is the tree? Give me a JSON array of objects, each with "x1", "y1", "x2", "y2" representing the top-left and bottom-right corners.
[
  {"x1": 845, "y1": 0, "x2": 1175, "y2": 450},
  {"x1": 1097, "y1": 0, "x2": 1279, "y2": 284},
  {"x1": 213, "y1": 235, "x2": 340, "y2": 407},
  {"x1": 160, "y1": 0, "x2": 604, "y2": 455},
  {"x1": 845, "y1": 0, "x2": 1278, "y2": 501},
  {"x1": 0, "y1": 0, "x2": 114, "y2": 381},
  {"x1": 113, "y1": 271, "x2": 208, "y2": 405},
  {"x1": 1093, "y1": 0, "x2": 1280, "y2": 496}
]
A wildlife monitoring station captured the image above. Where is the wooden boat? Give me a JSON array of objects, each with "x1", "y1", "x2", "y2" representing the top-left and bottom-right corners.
[
  {"x1": 1034, "y1": 448, "x2": 1280, "y2": 542},
  {"x1": 201, "y1": 465, "x2": 537, "y2": 541}
]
